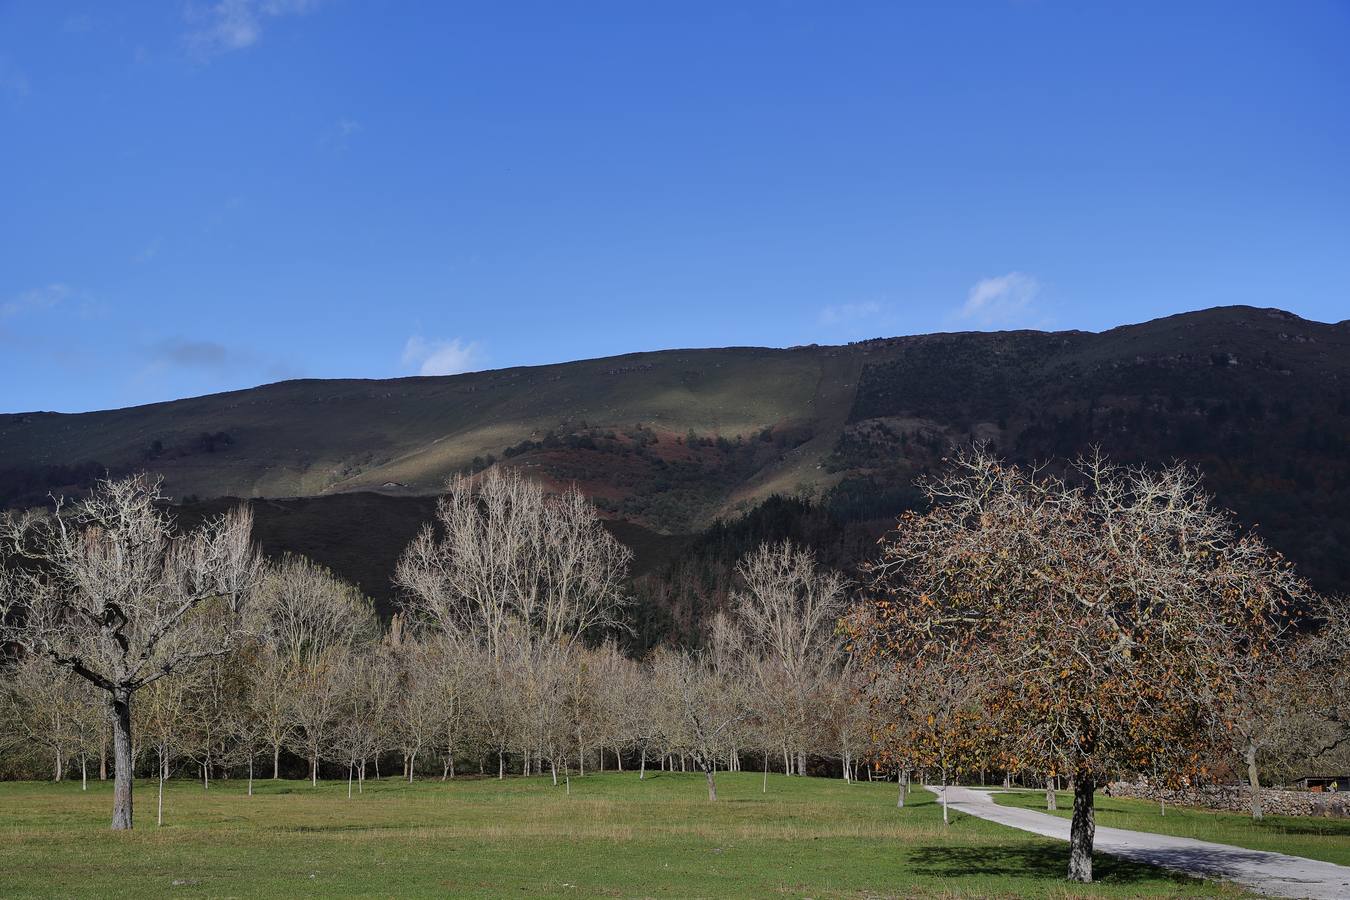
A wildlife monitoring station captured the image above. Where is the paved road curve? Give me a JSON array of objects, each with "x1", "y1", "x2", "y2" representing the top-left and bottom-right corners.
[{"x1": 929, "y1": 785, "x2": 1350, "y2": 899}]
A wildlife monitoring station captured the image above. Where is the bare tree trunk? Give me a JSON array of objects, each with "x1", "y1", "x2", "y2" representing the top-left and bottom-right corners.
[
  {"x1": 1245, "y1": 742, "x2": 1263, "y2": 820},
  {"x1": 551, "y1": 759, "x2": 558, "y2": 786},
  {"x1": 449, "y1": 754, "x2": 455, "y2": 779},
  {"x1": 407, "y1": 750, "x2": 417, "y2": 783},
  {"x1": 639, "y1": 746, "x2": 646, "y2": 780},
  {"x1": 941, "y1": 765, "x2": 949, "y2": 825},
  {"x1": 54, "y1": 748, "x2": 63, "y2": 782},
  {"x1": 497, "y1": 748, "x2": 504, "y2": 780},
  {"x1": 347, "y1": 763, "x2": 353, "y2": 798},
  {"x1": 897, "y1": 770, "x2": 905, "y2": 808},
  {"x1": 310, "y1": 751, "x2": 318, "y2": 787},
  {"x1": 157, "y1": 750, "x2": 165, "y2": 827},
  {"x1": 81, "y1": 754, "x2": 88, "y2": 790},
  {"x1": 615, "y1": 747, "x2": 623, "y2": 772},
  {"x1": 763, "y1": 751, "x2": 769, "y2": 793},
  {"x1": 110, "y1": 688, "x2": 134, "y2": 830},
  {"x1": 1068, "y1": 775, "x2": 1096, "y2": 883},
  {"x1": 1046, "y1": 774, "x2": 1057, "y2": 811},
  {"x1": 273, "y1": 742, "x2": 280, "y2": 780},
  {"x1": 248, "y1": 757, "x2": 254, "y2": 797},
  {"x1": 704, "y1": 763, "x2": 717, "y2": 801}
]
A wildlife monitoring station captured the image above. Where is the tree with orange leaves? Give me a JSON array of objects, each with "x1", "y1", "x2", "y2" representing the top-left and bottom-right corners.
[{"x1": 850, "y1": 448, "x2": 1306, "y2": 883}]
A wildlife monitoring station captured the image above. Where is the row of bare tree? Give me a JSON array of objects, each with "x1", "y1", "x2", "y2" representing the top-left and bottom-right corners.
[
  {"x1": 4, "y1": 458, "x2": 1348, "y2": 888},
  {"x1": 0, "y1": 471, "x2": 862, "y2": 826}
]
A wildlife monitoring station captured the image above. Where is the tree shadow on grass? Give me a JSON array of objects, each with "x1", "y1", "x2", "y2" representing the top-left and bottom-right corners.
[
  {"x1": 908, "y1": 844, "x2": 1205, "y2": 888},
  {"x1": 1247, "y1": 819, "x2": 1350, "y2": 839}
]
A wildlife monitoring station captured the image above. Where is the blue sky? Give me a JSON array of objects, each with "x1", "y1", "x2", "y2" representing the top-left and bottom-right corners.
[{"x1": 2, "y1": 1, "x2": 1347, "y2": 413}]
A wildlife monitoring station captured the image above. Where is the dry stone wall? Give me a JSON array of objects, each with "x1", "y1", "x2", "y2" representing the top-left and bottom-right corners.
[{"x1": 1107, "y1": 780, "x2": 1350, "y2": 818}]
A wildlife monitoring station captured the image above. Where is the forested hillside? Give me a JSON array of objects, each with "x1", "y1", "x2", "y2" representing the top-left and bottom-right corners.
[{"x1": 4, "y1": 306, "x2": 1348, "y2": 618}]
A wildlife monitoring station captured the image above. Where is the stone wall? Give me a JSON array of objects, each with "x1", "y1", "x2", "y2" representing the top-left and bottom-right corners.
[{"x1": 1106, "y1": 780, "x2": 1350, "y2": 818}]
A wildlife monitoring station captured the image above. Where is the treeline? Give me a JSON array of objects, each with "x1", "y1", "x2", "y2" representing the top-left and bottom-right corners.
[
  {"x1": 4, "y1": 458, "x2": 1349, "y2": 886},
  {"x1": 0, "y1": 472, "x2": 866, "y2": 816}
]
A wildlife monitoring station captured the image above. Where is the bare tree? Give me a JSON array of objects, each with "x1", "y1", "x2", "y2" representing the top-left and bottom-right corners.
[
  {"x1": 587, "y1": 640, "x2": 640, "y2": 773},
  {"x1": 0, "y1": 475, "x2": 261, "y2": 830},
  {"x1": 247, "y1": 643, "x2": 295, "y2": 779},
  {"x1": 395, "y1": 469, "x2": 631, "y2": 657},
  {"x1": 179, "y1": 647, "x2": 238, "y2": 792},
  {"x1": 139, "y1": 671, "x2": 192, "y2": 826},
  {"x1": 649, "y1": 647, "x2": 748, "y2": 801},
  {"x1": 820, "y1": 662, "x2": 871, "y2": 784},
  {"x1": 4, "y1": 654, "x2": 100, "y2": 784},
  {"x1": 1290, "y1": 594, "x2": 1350, "y2": 772},
  {"x1": 1226, "y1": 631, "x2": 1315, "y2": 819},
  {"x1": 727, "y1": 542, "x2": 848, "y2": 776},
  {"x1": 245, "y1": 556, "x2": 378, "y2": 783},
  {"x1": 249, "y1": 554, "x2": 378, "y2": 665},
  {"x1": 329, "y1": 650, "x2": 393, "y2": 798},
  {"x1": 386, "y1": 631, "x2": 441, "y2": 781},
  {"x1": 285, "y1": 647, "x2": 346, "y2": 786},
  {"x1": 423, "y1": 633, "x2": 481, "y2": 780},
  {"x1": 223, "y1": 646, "x2": 268, "y2": 796}
]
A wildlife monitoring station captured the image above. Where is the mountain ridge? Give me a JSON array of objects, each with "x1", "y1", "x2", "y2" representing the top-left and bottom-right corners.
[{"x1": 3, "y1": 305, "x2": 1348, "y2": 603}]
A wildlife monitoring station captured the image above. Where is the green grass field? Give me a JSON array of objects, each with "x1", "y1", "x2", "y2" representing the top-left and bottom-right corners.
[
  {"x1": 994, "y1": 790, "x2": 1350, "y2": 867},
  {"x1": 0, "y1": 773, "x2": 1247, "y2": 898}
]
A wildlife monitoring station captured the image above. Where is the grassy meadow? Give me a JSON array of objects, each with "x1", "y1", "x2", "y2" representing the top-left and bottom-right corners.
[
  {"x1": 995, "y1": 789, "x2": 1350, "y2": 867},
  {"x1": 0, "y1": 772, "x2": 1247, "y2": 898}
]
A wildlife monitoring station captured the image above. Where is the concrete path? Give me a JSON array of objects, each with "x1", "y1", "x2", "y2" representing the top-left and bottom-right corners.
[{"x1": 928, "y1": 785, "x2": 1350, "y2": 899}]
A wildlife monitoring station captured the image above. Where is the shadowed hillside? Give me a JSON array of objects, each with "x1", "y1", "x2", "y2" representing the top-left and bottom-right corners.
[{"x1": 4, "y1": 306, "x2": 1349, "y2": 607}]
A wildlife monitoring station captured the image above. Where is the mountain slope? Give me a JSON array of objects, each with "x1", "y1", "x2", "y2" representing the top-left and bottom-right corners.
[
  {"x1": 3, "y1": 306, "x2": 1349, "y2": 597},
  {"x1": 1, "y1": 345, "x2": 848, "y2": 522}
]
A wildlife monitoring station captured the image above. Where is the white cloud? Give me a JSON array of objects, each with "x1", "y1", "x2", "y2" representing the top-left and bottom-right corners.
[
  {"x1": 402, "y1": 336, "x2": 484, "y2": 377},
  {"x1": 819, "y1": 301, "x2": 883, "y2": 326},
  {"x1": 957, "y1": 272, "x2": 1041, "y2": 328},
  {"x1": 138, "y1": 336, "x2": 302, "y2": 384},
  {"x1": 2, "y1": 284, "x2": 71, "y2": 318},
  {"x1": 184, "y1": 0, "x2": 323, "y2": 58}
]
